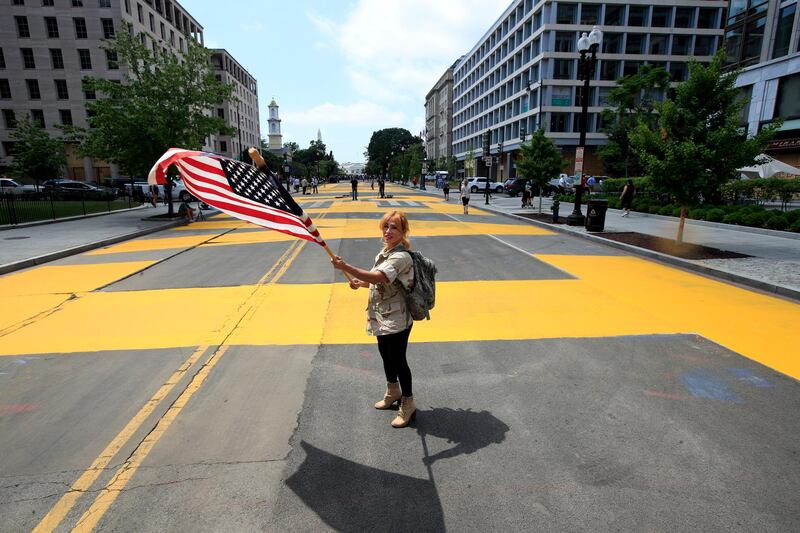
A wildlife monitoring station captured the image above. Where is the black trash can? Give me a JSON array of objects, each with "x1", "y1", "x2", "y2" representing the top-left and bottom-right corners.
[{"x1": 585, "y1": 198, "x2": 608, "y2": 232}]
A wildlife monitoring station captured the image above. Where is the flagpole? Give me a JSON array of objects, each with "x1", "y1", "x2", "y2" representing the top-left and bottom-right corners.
[{"x1": 248, "y1": 148, "x2": 355, "y2": 283}]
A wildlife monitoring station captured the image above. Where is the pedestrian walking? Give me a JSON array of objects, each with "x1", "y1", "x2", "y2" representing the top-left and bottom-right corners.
[
  {"x1": 293, "y1": 176, "x2": 300, "y2": 193},
  {"x1": 311, "y1": 176, "x2": 319, "y2": 194},
  {"x1": 330, "y1": 210, "x2": 417, "y2": 428},
  {"x1": 460, "y1": 179, "x2": 470, "y2": 215},
  {"x1": 370, "y1": 177, "x2": 375, "y2": 190},
  {"x1": 149, "y1": 184, "x2": 158, "y2": 208},
  {"x1": 620, "y1": 179, "x2": 635, "y2": 217},
  {"x1": 521, "y1": 182, "x2": 532, "y2": 208},
  {"x1": 351, "y1": 176, "x2": 358, "y2": 201},
  {"x1": 378, "y1": 176, "x2": 385, "y2": 199},
  {"x1": 442, "y1": 180, "x2": 450, "y2": 201},
  {"x1": 412, "y1": 176, "x2": 417, "y2": 188},
  {"x1": 301, "y1": 177, "x2": 308, "y2": 195}
]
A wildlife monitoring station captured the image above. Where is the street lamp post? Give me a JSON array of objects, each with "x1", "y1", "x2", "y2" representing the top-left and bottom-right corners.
[
  {"x1": 497, "y1": 139, "x2": 504, "y2": 183},
  {"x1": 567, "y1": 26, "x2": 603, "y2": 227},
  {"x1": 482, "y1": 129, "x2": 492, "y2": 205}
]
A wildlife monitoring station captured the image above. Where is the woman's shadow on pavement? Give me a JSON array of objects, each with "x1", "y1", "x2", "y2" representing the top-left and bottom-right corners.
[{"x1": 416, "y1": 407, "x2": 510, "y2": 465}]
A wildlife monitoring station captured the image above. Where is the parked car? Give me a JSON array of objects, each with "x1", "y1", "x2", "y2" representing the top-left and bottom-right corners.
[
  {"x1": 45, "y1": 180, "x2": 118, "y2": 200},
  {"x1": 126, "y1": 179, "x2": 196, "y2": 202},
  {"x1": 467, "y1": 177, "x2": 504, "y2": 194},
  {"x1": 503, "y1": 178, "x2": 528, "y2": 196},
  {"x1": 0, "y1": 178, "x2": 24, "y2": 195},
  {"x1": 548, "y1": 175, "x2": 575, "y2": 194}
]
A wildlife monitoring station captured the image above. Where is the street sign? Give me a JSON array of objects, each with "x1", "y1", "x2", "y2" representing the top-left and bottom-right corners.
[{"x1": 574, "y1": 146, "x2": 584, "y2": 174}]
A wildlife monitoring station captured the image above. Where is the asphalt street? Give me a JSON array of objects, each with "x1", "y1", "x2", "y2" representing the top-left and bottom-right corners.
[{"x1": 1, "y1": 182, "x2": 798, "y2": 532}]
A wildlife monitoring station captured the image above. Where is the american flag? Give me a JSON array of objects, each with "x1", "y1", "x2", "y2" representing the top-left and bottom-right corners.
[{"x1": 148, "y1": 148, "x2": 325, "y2": 246}]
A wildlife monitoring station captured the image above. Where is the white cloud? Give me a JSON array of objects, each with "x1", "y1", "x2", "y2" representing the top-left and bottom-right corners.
[{"x1": 283, "y1": 101, "x2": 405, "y2": 127}]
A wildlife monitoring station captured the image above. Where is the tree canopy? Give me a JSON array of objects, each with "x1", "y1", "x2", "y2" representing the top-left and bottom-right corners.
[
  {"x1": 366, "y1": 128, "x2": 417, "y2": 176},
  {"x1": 516, "y1": 129, "x2": 565, "y2": 212},
  {"x1": 598, "y1": 64, "x2": 670, "y2": 178},
  {"x1": 11, "y1": 116, "x2": 67, "y2": 185},
  {"x1": 67, "y1": 24, "x2": 234, "y2": 178},
  {"x1": 630, "y1": 50, "x2": 779, "y2": 242}
]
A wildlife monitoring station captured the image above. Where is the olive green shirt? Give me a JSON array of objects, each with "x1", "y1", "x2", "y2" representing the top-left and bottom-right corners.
[{"x1": 366, "y1": 245, "x2": 414, "y2": 336}]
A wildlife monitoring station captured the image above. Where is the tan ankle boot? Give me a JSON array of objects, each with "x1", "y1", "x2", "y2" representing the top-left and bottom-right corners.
[
  {"x1": 391, "y1": 396, "x2": 416, "y2": 428},
  {"x1": 374, "y1": 382, "x2": 401, "y2": 409}
]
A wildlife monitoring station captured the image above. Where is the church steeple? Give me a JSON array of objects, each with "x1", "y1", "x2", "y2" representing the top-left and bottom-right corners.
[{"x1": 268, "y1": 98, "x2": 283, "y2": 151}]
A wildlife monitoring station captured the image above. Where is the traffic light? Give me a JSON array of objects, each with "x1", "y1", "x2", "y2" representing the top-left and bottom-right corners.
[
  {"x1": 482, "y1": 129, "x2": 491, "y2": 157},
  {"x1": 520, "y1": 124, "x2": 527, "y2": 142}
]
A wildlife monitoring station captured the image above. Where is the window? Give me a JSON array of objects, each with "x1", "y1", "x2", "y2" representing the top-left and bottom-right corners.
[
  {"x1": 16, "y1": 16, "x2": 31, "y2": 38},
  {"x1": 72, "y1": 0, "x2": 83, "y2": 5},
  {"x1": 555, "y1": 32, "x2": 574, "y2": 52},
  {"x1": 27, "y1": 79, "x2": 41, "y2": 99},
  {"x1": 43, "y1": 0, "x2": 54, "y2": 5},
  {"x1": 736, "y1": 85, "x2": 752, "y2": 125},
  {"x1": 50, "y1": 48, "x2": 64, "y2": 69},
  {"x1": 3, "y1": 109, "x2": 16, "y2": 129},
  {"x1": 2, "y1": 142, "x2": 16, "y2": 157},
  {"x1": 651, "y1": 6, "x2": 671, "y2": 27},
  {"x1": 726, "y1": 26, "x2": 744, "y2": 65},
  {"x1": 772, "y1": 4, "x2": 796, "y2": 59},
  {"x1": 694, "y1": 35, "x2": 714, "y2": 56},
  {"x1": 45, "y1": 17, "x2": 59, "y2": 38},
  {"x1": 99, "y1": 0, "x2": 111, "y2": 6},
  {"x1": 0, "y1": 49, "x2": 4, "y2": 69},
  {"x1": 124, "y1": 0, "x2": 130, "y2": 13},
  {"x1": 675, "y1": 7, "x2": 694, "y2": 28},
  {"x1": 31, "y1": 110, "x2": 45, "y2": 128},
  {"x1": 74, "y1": 17, "x2": 88, "y2": 38},
  {"x1": 775, "y1": 73, "x2": 800, "y2": 119},
  {"x1": 216, "y1": 108, "x2": 224, "y2": 118},
  {"x1": 13, "y1": 0, "x2": 25, "y2": 4},
  {"x1": 556, "y1": 4, "x2": 576, "y2": 24},
  {"x1": 21, "y1": 48, "x2": 36, "y2": 69},
  {"x1": 137, "y1": 4, "x2": 143, "y2": 23},
  {"x1": 604, "y1": 5, "x2": 624, "y2": 26},
  {"x1": 649, "y1": 34, "x2": 668, "y2": 55},
  {"x1": 101, "y1": 18, "x2": 114, "y2": 38},
  {"x1": 553, "y1": 59, "x2": 573, "y2": 79},
  {"x1": 550, "y1": 113, "x2": 569, "y2": 132},
  {"x1": 625, "y1": 34, "x2": 645, "y2": 54},
  {"x1": 0, "y1": 80, "x2": 10, "y2": 99},
  {"x1": 55, "y1": 79, "x2": 69, "y2": 99},
  {"x1": 743, "y1": 16, "x2": 766, "y2": 61},
  {"x1": 602, "y1": 33, "x2": 622, "y2": 53},
  {"x1": 669, "y1": 62, "x2": 687, "y2": 82},
  {"x1": 627, "y1": 6, "x2": 648, "y2": 26},
  {"x1": 105, "y1": 50, "x2": 118, "y2": 69},
  {"x1": 580, "y1": 4, "x2": 599, "y2": 24},
  {"x1": 600, "y1": 60, "x2": 620, "y2": 80},
  {"x1": 59, "y1": 109, "x2": 73, "y2": 126},
  {"x1": 160, "y1": 22, "x2": 165, "y2": 40},
  {"x1": 623, "y1": 60, "x2": 642, "y2": 77},
  {"x1": 78, "y1": 49, "x2": 92, "y2": 69},
  {"x1": 697, "y1": 8, "x2": 718, "y2": 29},
  {"x1": 672, "y1": 35, "x2": 691, "y2": 55},
  {"x1": 149, "y1": 13, "x2": 155, "y2": 32},
  {"x1": 220, "y1": 140, "x2": 227, "y2": 152},
  {"x1": 84, "y1": 88, "x2": 96, "y2": 99}
]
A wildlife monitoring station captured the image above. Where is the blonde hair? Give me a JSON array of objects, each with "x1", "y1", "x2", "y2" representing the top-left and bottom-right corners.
[{"x1": 379, "y1": 210, "x2": 411, "y2": 250}]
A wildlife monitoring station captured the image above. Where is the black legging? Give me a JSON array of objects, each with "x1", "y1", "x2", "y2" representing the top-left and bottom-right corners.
[{"x1": 376, "y1": 326, "x2": 413, "y2": 397}]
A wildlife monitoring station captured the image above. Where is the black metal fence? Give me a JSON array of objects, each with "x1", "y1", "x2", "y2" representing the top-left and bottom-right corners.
[{"x1": 0, "y1": 192, "x2": 143, "y2": 226}]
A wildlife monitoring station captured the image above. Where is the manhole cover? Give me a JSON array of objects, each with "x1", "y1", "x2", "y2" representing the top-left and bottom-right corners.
[{"x1": 4, "y1": 236, "x2": 30, "y2": 240}]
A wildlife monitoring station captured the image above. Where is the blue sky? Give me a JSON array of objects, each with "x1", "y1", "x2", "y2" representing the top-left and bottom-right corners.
[{"x1": 183, "y1": 0, "x2": 510, "y2": 163}]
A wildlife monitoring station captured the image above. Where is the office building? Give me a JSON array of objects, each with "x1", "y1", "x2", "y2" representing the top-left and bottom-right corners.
[
  {"x1": 424, "y1": 58, "x2": 460, "y2": 164},
  {"x1": 451, "y1": 0, "x2": 727, "y2": 180},
  {"x1": 726, "y1": 0, "x2": 800, "y2": 167},
  {"x1": 208, "y1": 49, "x2": 260, "y2": 159}
]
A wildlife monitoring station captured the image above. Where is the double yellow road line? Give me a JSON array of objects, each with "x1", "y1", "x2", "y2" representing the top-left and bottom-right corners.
[{"x1": 33, "y1": 236, "x2": 312, "y2": 532}]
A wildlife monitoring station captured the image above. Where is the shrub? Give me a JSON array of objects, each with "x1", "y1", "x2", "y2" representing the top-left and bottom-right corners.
[
  {"x1": 688, "y1": 208, "x2": 707, "y2": 220},
  {"x1": 742, "y1": 211, "x2": 769, "y2": 227},
  {"x1": 672, "y1": 207, "x2": 684, "y2": 217},
  {"x1": 790, "y1": 219, "x2": 800, "y2": 233},
  {"x1": 706, "y1": 208, "x2": 725, "y2": 222},
  {"x1": 723, "y1": 212, "x2": 744, "y2": 225},
  {"x1": 648, "y1": 205, "x2": 662, "y2": 214},
  {"x1": 785, "y1": 209, "x2": 800, "y2": 223},
  {"x1": 607, "y1": 197, "x2": 621, "y2": 209},
  {"x1": 765, "y1": 215, "x2": 789, "y2": 231},
  {"x1": 659, "y1": 205, "x2": 675, "y2": 216}
]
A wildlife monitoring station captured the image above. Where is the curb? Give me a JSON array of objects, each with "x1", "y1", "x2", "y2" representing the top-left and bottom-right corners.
[
  {"x1": 0, "y1": 204, "x2": 148, "y2": 231},
  {"x1": 482, "y1": 205, "x2": 800, "y2": 303},
  {"x1": 0, "y1": 218, "x2": 187, "y2": 275}
]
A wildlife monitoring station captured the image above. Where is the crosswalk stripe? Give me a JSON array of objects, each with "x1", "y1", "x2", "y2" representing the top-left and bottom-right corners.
[{"x1": 388, "y1": 200, "x2": 399, "y2": 206}]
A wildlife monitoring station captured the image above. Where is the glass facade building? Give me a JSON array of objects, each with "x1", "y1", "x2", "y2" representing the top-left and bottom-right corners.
[{"x1": 451, "y1": 0, "x2": 727, "y2": 178}]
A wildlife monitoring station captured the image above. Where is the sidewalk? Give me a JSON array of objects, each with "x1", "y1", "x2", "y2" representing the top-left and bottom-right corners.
[
  {"x1": 484, "y1": 193, "x2": 800, "y2": 300},
  {"x1": 0, "y1": 205, "x2": 186, "y2": 274}
]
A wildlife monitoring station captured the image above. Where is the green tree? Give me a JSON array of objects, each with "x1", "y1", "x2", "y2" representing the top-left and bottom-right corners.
[
  {"x1": 11, "y1": 116, "x2": 67, "y2": 188},
  {"x1": 630, "y1": 50, "x2": 779, "y2": 243},
  {"x1": 366, "y1": 128, "x2": 417, "y2": 178},
  {"x1": 69, "y1": 24, "x2": 234, "y2": 182},
  {"x1": 598, "y1": 64, "x2": 669, "y2": 178},
  {"x1": 446, "y1": 156, "x2": 458, "y2": 179},
  {"x1": 465, "y1": 146, "x2": 475, "y2": 178},
  {"x1": 283, "y1": 141, "x2": 299, "y2": 153},
  {"x1": 516, "y1": 129, "x2": 565, "y2": 213}
]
